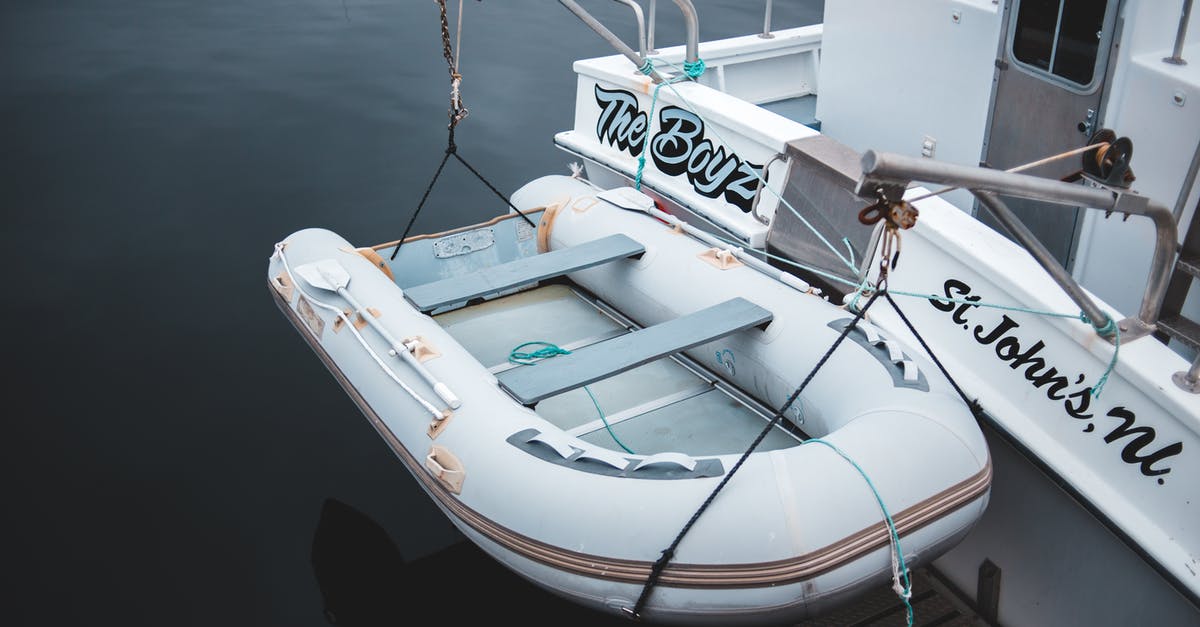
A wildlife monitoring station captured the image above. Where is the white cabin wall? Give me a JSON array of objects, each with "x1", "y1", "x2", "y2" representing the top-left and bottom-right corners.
[
  {"x1": 1072, "y1": 0, "x2": 1200, "y2": 338},
  {"x1": 1118, "y1": 0, "x2": 1200, "y2": 61},
  {"x1": 814, "y1": 0, "x2": 1003, "y2": 211}
]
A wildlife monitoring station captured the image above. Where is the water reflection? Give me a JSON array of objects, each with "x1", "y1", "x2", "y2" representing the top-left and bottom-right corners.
[{"x1": 310, "y1": 498, "x2": 629, "y2": 626}]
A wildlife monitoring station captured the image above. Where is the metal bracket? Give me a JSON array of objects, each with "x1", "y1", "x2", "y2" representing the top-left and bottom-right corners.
[{"x1": 977, "y1": 559, "x2": 1001, "y2": 625}]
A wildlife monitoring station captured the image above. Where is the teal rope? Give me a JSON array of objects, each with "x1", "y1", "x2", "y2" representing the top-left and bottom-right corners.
[
  {"x1": 842, "y1": 236, "x2": 856, "y2": 268},
  {"x1": 879, "y1": 291, "x2": 1121, "y2": 397},
  {"x1": 651, "y1": 57, "x2": 857, "y2": 273},
  {"x1": 507, "y1": 341, "x2": 635, "y2": 454},
  {"x1": 1090, "y1": 317, "x2": 1119, "y2": 398},
  {"x1": 508, "y1": 341, "x2": 572, "y2": 365},
  {"x1": 633, "y1": 57, "x2": 705, "y2": 191},
  {"x1": 898, "y1": 292, "x2": 1090, "y2": 320},
  {"x1": 804, "y1": 438, "x2": 913, "y2": 626},
  {"x1": 634, "y1": 78, "x2": 671, "y2": 190}
]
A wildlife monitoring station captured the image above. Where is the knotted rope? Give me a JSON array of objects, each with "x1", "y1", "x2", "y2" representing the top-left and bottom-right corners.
[{"x1": 632, "y1": 57, "x2": 706, "y2": 191}]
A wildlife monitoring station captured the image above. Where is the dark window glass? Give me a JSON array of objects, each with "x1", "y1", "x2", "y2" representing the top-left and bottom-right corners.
[
  {"x1": 1053, "y1": 0, "x2": 1105, "y2": 85},
  {"x1": 1012, "y1": 0, "x2": 1107, "y2": 87},
  {"x1": 1013, "y1": 0, "x2": 1060, "y2": 72}
]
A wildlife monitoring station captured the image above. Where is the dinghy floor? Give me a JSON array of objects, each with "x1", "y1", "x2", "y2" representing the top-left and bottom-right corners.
[{"x1": 434, "y1": 283, "x2": 802, "y2": 457}]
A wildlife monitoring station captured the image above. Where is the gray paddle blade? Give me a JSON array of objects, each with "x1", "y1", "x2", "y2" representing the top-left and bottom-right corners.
[{"x1": 295, "y1": 259, "x2": 351, "y2": 292}]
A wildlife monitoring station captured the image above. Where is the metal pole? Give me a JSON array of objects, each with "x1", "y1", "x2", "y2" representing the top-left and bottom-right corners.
[
  {"x1": 973, "y1": 191, "x2": 1112, "y2": 332},
  {"x1": 644, "y1": 204, "x2": 815, "y2": 294},
  {"x1": 1164, "y1": 0, "x2": 1193, "y2": 65},
  {"x1": 1173, "y1": 138, "x2": 1200, "y2": 221},
  {"x1": 1174, "y1": 354, "x2": 1200, "y2": 393},
  {"x1": 761, "y1": 0, "x2": 775, "y2": 39},
  {"x1": 670, "y1": 0, "x2": 700, "y2": 63},
  {"x1": 558, "y1": 0, "x2": 665, "y2": 82},
  {"x1": 1136, "y1": 200, "x2": 1182, "y2": 332},
  {"x1": 648, "y1": 0, "x2": 658, "y2": 53},
  {"x1": 336, "y1": 286, "x2": 462, "y2": 409},
  {"x1": 612, "y1": 0, "x2": 648, "y2": 59},
  {"x1": 861, "y1": 150, "x2": 1119, "y2": 209}
]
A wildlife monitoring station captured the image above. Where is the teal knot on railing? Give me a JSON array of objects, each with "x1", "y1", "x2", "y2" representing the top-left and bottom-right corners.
[
  {"x1": 1092, "y1": 315, "x2": 1118, "y2": 338},
  {"x1": 1076, "y1": 312, "x2": 1120, "y2": 398},
  {"x1": 638, "y1": 58, "x2": 655, "y2": 75},
  {"x1": 683, "y1": 57, "x2": 706, "y2": 78}
]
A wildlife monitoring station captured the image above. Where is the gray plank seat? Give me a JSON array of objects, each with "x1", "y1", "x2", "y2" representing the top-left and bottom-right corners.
[
  {"x1": 402, "y1": 233, "x2": 645, "y2": 313},
  {"x1": 497, "y1": 297, "x2": 774, "y2": 405}
]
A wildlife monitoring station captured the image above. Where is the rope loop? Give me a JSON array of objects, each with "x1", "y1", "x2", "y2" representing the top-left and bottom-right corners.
[
  {"x1": 1093, "y1": 315, "x2": 1118, "y2": 338},
  {"x1": 683, "y1": 57, "x2": 706, "y2": 78},
  {"x1": 507, "y1": 341, "x2": 572, "y2": 365}
]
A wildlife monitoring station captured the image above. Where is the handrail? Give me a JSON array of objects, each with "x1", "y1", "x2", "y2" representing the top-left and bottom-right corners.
[
  {"x1": 559, "y1": 0, "x2": 699, "y2": 78},
  {"x1": 671, "y1": 0, "x2": 700, "y2": 64},
  {"x1": 647, "y1": 0, "x2": 658, "y2": 53},
  {"x1": 761, "y1": 0, "x2": 775, "y2": 39},
  {"x1": 611, "y1": 0, "x2": 648, "y2": 59},
  {"x1": 631, "y1": 0, "x2": 698, "y2": 60},
  {"x1": 1164, "y1": 0, "x2": 1193, "y2": 65},
  {"x1": 972, "y1": 191, "x2": 1111, "y2": 332},
  {"x1": 558, "y1": 0, "x2": 666, "y2": 82},
  {"x1": 1174, "y1": 137, "x2": 1200, "y2": 221},
  {"x1": 859, "y1": 150, "x2": 1179, "y2": 342}
]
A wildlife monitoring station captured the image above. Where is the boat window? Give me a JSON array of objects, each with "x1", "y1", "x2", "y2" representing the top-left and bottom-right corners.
[
  {"x1": 1012, "y1": 0, "x2": 1107, "y2": 88},
  {"x1": 1012, "y1": 0, "x2": 1058, "y2": 72}
]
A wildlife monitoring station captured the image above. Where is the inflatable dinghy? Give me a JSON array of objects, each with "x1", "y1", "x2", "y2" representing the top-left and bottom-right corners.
[{"x1": 268, "y1": 175, "x2": 991, "y2": 625}]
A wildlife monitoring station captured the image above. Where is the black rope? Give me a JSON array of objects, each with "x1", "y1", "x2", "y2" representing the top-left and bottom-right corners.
[
  {"x1": 390, "y1": 150, "x2": 453, "y2": 260},
  {"x1": 389, "y1": 129, "x2": 537, "y2": 260},
  {"x1": 451, "y1": 151, "x2": 537, "y2": 227},
  {"x1": 629, "y1": 289, "x2": 884, "y2": 621},
  {"x1": 389, "y1": 0, "x2": 536, "y2": 260},
  {"x1": 882, "y1": 291, "x2": 985, "y2": 420}
]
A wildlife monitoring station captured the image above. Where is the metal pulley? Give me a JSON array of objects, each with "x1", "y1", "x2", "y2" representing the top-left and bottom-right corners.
[{"x1": 1079, "y1": 128, "x2": 1136, "y2": 188}]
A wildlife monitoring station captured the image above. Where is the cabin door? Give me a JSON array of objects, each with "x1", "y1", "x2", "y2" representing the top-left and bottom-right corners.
[{"x1": 981, "y1": 0, "x2": 1122, "y2": 269}]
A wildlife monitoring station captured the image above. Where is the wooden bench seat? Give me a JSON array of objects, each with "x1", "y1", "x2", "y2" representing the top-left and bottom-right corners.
[
  {"x1": 496, "y1": 297, "x2": 773, "y2": 405},
  {"x1": 403, "y1": 233, "x2": 645, "y2": 313}
]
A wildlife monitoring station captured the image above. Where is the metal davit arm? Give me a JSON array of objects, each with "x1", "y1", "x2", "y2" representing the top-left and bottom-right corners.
[
  {"x1": 858, "y1": 150, "x2": 1179, "y2": 342},
  {"x1": 972, "y1": 191, "x2": 1112, "y2": 332}
]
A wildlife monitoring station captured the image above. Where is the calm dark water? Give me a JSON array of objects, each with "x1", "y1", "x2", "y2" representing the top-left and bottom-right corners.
[{"x1": 3, "y1": 2, "x2": 821, "y2": 625}]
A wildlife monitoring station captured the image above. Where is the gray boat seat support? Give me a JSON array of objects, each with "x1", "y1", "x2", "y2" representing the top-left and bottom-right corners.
[
  {"x1": 403, "y1": 233, "x2": 645, "y2": 313},
  {"x1": 497, "y1": 297, "x2": 773, "y2": 405}
]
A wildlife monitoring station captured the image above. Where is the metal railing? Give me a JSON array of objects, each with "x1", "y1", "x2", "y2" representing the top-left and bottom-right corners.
[
  {"x1": 1164, "y1": 0, "x2": 1193, "y2": 65},
  {"x1": 612, "y1": 0, "x2": 648, "y2": 58},
  {"x1": 761, "y1": 0, "x2": 775, "y2": 39},
  {"x1": 559, "y1": 0, "x2": 699, "y2": 81}
]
